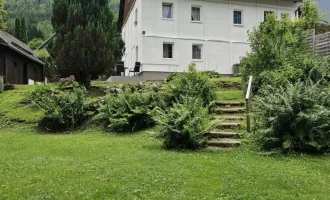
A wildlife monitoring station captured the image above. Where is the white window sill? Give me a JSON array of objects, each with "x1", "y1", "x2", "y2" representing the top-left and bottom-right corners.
[
  {"x1": 234, "y1": 24, "x2": 244, "y2": 27},
  {"x1": 163, "y1": 58, "x2": 174, "y2": 60},
  {"x1": 192, "y1": 59, "x2": 203, "y2": 62},
  {"x1": 191, "y1": 21, "x2": 202, "y2": 23},
  {"x1": 162, "y1": 18, "x2": 174, "y2": 21}
]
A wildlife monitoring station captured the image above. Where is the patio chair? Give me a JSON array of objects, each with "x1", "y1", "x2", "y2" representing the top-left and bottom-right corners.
[
  {"x1": 116, "y1": 62, "x2": 125, "y2": 76},
  {"x1": 129, "y1": 62, "x2": 141, "y2": 76}
]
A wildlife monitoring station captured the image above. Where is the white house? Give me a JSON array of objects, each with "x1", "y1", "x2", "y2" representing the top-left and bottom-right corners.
[{"x1": 118, "y1": 0, "x2": 301, "y2": 80}]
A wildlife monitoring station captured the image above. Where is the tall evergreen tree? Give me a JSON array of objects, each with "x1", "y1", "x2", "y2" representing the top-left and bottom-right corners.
[
  {"x1": 0, "y1": 0, "x2": 7, "y2": 30},
  {"x1": 14, "y1": 17, "x2": 20, "y2": 38},
  {"x1": 20, "y1": 17, "x2": 28, "y2": 43},
  {"x1": 52, "y1": 0, "x2": 124, "y2": 86}
]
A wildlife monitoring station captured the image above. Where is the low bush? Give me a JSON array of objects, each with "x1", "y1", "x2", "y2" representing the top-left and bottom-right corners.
[
  {"x1": 163, "y1": 63, "x2": 215, "y2": 107},
  {"x1": 27, "y1": 84, "x2": 57, "y2": 103},
  {"x1": 153, "y1": 96, "x2": 216, "y2": 150},
  {"x1": 97, "y1": 92, "x2": 157, "y2": 133},
  {"x1": 254, "y1": 79, "x2": 330, "y2": 153},
  {"x1": 165, "y1": 73, "x2": 180, "y2": 82},
  {"x1": 34, "y1": 87, "x2": 89, "y2": 131},
  {"x1": 202, "y1": 71, "x2": 221, "y2": 78}
]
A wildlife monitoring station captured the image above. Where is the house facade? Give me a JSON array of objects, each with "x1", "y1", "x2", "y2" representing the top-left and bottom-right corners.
[
  {"x1": 118, "y1": 0, "x2": 300, "y2": 80},
  {"x1": 0, "y1": 30, "x2": 44, "y2": 84}
]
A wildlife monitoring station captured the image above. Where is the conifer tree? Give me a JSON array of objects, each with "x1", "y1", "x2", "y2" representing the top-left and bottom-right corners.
[
  {"x1": 52, "y1": 0, "x2": 124, "y2": 86},
  {"x1": 20, "y1": 17, "x2": 28, "y2": 43},
  {"x1": 14, "y1": 17, "x2": 20, "y2": 38},
  {"x1": 0, "y1": 0, "x2": 7, "y2": 30}
]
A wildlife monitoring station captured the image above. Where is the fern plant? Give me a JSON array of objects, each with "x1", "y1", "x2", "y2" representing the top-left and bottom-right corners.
[
  {"x1": 97, "y1": 92, "x2": 158, "y2": 133},
  {"x1": 255, "y1": 79, "x2": 330, "y2": 153},
  {"x1": 153, "y1": 96, "x2": 218, "y2": 150},
  {"x1": 34, "y1": 87, "x2": 89, "y2": 131}
]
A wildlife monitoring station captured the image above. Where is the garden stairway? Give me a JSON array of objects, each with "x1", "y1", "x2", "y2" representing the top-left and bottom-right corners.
[{"x1": 207, "y1": 101, "x2": 245, "y2": 148}]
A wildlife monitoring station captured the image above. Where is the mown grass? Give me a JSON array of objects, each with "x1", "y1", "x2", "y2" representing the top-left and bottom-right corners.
[
  {"x1": 215, "y1": 90, "x2": 245, "y2": 102},
  {"x1": 0, "y1": 85, "x2": 43, "y2": 123},
  {"x1": 1, "y1": 79, "x2": 330, "y2": 199},
  {"x1": 0, "y1": 124, "x2": 330, "y2": 199}
]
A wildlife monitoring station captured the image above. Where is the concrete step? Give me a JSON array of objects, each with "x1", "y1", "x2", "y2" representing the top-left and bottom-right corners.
[
  {"x1": 208, "y1": 131, "x2": 240, "y2": 139},
  {"x1": 217, "y1": 122, "x2": 241, "y2": 129},
  {"x1": 215, "y1": 102, "x2": 245, "y2": 107},
  {"x1": 214, "y1": 108, "x2": 245, "y2": 114},
  {"x1": 207, "y1": 139, "x2": 241, "y2": 148},
  {"x1": 214, "y1": 116, "x2": 244, "y2": 121}
]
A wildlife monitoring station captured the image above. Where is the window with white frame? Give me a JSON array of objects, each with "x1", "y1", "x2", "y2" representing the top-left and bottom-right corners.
[
  {"x1": 162, "y1": 3, "x2": 173, "y2": 19},
  {"x1": 192, "y1": 44, "x2": 202, "y2": 60},
  {"x1": 191, "y1": 6, "x2": 201, "y2": 22},
  {"x1": 163, "y1": 43, "x2": 173, "y2": 59},
  {"x1": 233, "y1": 10, "x2": 242, "y2": 25}
]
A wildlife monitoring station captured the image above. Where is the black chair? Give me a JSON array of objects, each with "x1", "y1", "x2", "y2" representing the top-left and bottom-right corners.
[
  {"x1": 116, "y1": 62, "x2": 125, "y2": 76},
  {"x1": 129, "y1": 62, "x2": 141, "y2": 76}
]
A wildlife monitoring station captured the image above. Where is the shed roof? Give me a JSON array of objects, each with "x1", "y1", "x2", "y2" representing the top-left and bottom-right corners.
[{"x1": 0, "y1": 30, "x2": 44, "y2": 65}]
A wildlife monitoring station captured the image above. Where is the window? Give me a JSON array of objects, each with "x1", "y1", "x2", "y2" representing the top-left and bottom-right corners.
[
  {"x1": 264, "y1": 11, "x2": 274, "y2": 22},
  {"x1": 191, "y1": 6, "x2": 201, "y2": 22},
  {"x1": 163, "y1": 43, "x2": 173, "y2": 59},
  {"x1": 135, "y1": 9, "x2": 138, "y2": 25},
  {"x1": 136, "y1": 46, "x2": 139, "y2": 62},
  {"x1": 192, "y1": 44, "x2": 202, "y2": 60},
  {"x1": 162, "y1": 3, "x2": 173, "y2": 19},
  {"x1": 233, "y1": 10, "x2": 242, "y2": 25}
]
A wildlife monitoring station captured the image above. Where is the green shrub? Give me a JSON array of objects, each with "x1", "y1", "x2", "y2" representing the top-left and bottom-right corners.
[
  {"x1": 240, "y1": 0, "x2": 323, "y2": 90},
  {"x1": 153, "y1": 96, "x2": 216, "y2": 150},
  {"x1": 254, "y1": 79, "x2": 330, "y2": 153},
  {"x1": 165, "y1": 73, "x2": 180, "y2": 82},
  {"x1": 27, "y1": 84, "x2": 57, "y2": 104},
  {"x1": 202, "y1": 71, "x2": 221, "y2": 78},
  {"x1": 35, "y1": 49, "x2": 58, "y2": 80},
  {"x1": 28, "y1": 38, "x2": 43, "y2": 50},
  {"x1": 163, "y1": 63, "x2": 215, "y2": 107},
  {"x1": 97, "y1": 92, "x2": 157, "y2": 133},
  {"x1": 34, "y1": 87, "x2": 89, "y2": 131}
]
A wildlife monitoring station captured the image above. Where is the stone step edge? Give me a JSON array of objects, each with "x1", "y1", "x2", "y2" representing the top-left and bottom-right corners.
[
  {"x1": 215, "y1": 101, "x2": 245, "y2": 106},
  {"x1": 207, "y1": 139, "x2": 241, "y2": 148},
  {"x1": 214, "y1": 116, "x2": 244, "y2": 120},
  {"x1": 208, "y1": 131, "x2": 240, "y2": 138}
]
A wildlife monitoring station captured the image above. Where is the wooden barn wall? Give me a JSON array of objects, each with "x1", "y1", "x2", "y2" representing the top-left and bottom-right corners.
[{"x1": 4, "y1": 49, "x2": 43, "y2": 84}]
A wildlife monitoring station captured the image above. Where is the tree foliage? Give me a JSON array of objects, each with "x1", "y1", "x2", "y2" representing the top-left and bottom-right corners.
[
  {"x1": 19, "y1": 17, "x2": 28, "y2": 43},
  {"x1": 28, "y1": 38, "x2": 43, "y2": 50},
  {"x1": 0, "y1": 0, "x2": 7, "y2": 30},
  {"x1": 5, "y1": 0, "x2": 53, "y2": 40},
  {"x1": 14, "y1": 17, "x2": 19, "y2": 38},
  {"x1": 240, "y1": 0, "x2": 324, "y2": 90},
  {"x1": 51, "y1": 0, "x2": 124, "y2": 86}
]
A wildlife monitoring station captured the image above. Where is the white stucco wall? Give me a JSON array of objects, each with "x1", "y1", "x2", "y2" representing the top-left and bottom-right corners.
[{"x1": 122, "y1": 0, "x2": 299, "y2": 75}]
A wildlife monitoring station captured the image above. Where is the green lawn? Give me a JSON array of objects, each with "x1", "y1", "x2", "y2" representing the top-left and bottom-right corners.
[
  {"x1": 1, "y1": 80, "x2": 330, "y2": 199},
  {"x1": 0, "y1": 124, "x2": 330, "y2": 199}
]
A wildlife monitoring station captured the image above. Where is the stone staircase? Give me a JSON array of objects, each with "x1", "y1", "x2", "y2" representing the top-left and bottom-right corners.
[{"x1": 207, "y1": 101, "x2": 245, "y2": 148}]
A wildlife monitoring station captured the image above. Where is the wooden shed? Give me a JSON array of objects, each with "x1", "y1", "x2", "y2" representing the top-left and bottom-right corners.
[{"x1": 0, "y1": 30, "x2": 44, "y2": 84}]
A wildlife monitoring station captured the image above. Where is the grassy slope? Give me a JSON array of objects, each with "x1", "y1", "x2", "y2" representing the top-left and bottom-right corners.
[{"x1": 0, "y1": 80, "x2": 330, "y2": 199}]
